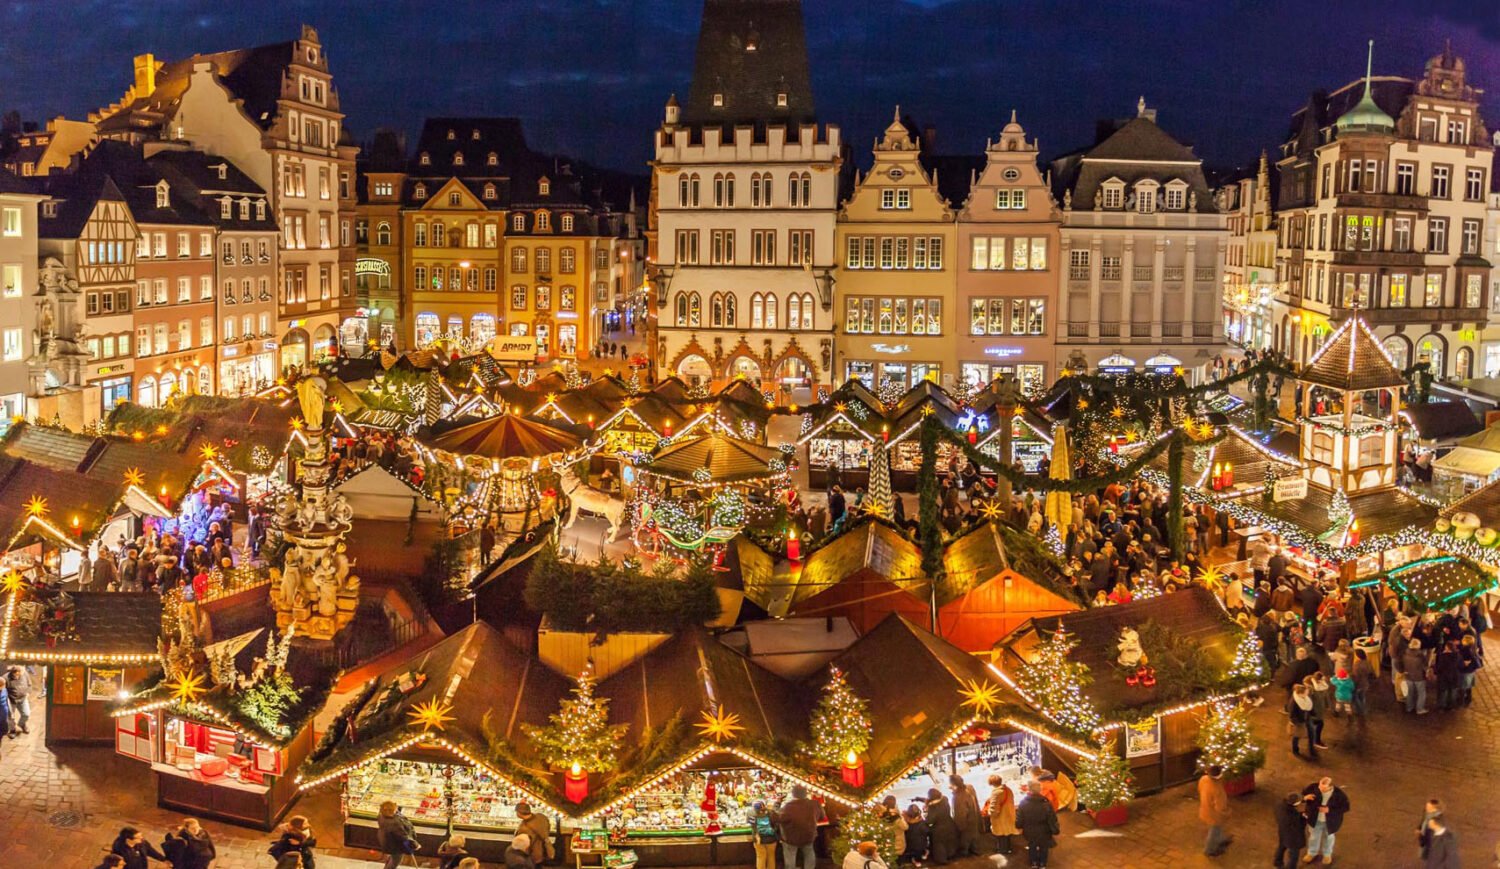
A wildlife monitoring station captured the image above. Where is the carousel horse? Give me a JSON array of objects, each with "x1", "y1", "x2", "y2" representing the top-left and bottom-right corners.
[{"x1": 556, "y1": 463, "x2": 626, "y2": 541}]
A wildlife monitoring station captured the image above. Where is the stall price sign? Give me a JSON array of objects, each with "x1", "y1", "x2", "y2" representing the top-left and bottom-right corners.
[
  {"x1": 1273, "y1": 477, "x2": 1308, "y2": 503},
  {"x1": 1124, "y1": 717, "x2": 1161, "y2": 758}
]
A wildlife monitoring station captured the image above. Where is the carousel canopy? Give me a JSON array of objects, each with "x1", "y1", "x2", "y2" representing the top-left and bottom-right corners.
[
  {"x1": 427, "y1": 413, "x2": 583, "y2": 459},
  {"x1": 648, "y1": 433, "x2": 782, "y2": 484},
  {"x1": 1299, "y1": 316, "x2": 1406, "y2": 392},
  {"x1": 1373, "y1": 556, "x2": 1497, "y2": 611}
]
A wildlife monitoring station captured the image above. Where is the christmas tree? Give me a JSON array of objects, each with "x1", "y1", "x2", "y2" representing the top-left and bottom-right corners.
[
  {"x1": 1075, "y1": 738, "x2": 1134, "y2": 810},
  {"x1": 1227, "y1": 631, "x2": 1266, "y2": 682},
  {"x1": 1328, "y1": 487, "x2": 1351, "y2": 529},
  {"x1": 522, "y1": 668, "x2": 627, "y2": 772},
  {"x1": 1017, "y1": 629, "x2": 1102, "y2": 738},
  {"x1": 808, "y1": 666, "x2": 873, "y2": 766},
  {"x1": 1195, "y1": 701, "x2": 1265, "y2": 776},
  {"x1": 831, "y1": 805, "x2": 902, "y2": 865},
  {"x1": 865, "y1": 444, "x2": 893, "y2": 520}
]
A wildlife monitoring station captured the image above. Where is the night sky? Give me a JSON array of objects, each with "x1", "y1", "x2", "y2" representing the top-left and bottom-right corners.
[{"x1": 6, "y1": 0, "x2": 1498, "y2": 175}]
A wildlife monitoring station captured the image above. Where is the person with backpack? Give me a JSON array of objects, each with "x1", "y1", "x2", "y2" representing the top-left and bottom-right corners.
[
  {"x1": 375, "y1": 801, "x2": 418, "y2": 869},
  {"x1": 749, "y1": 801, "x2": 778, "y2": 869}
]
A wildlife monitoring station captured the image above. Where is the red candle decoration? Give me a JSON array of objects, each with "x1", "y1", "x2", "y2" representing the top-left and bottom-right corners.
[
  {"x1": 1347, "y1": 520, "x2": 1360, "y2": 547},
  {"x1": 564, "y1": 762, "x2": 589, "y2": 804},
  {"x1": 70, "y1": 516, "x2": 81, "y2": 537},
  {"x1": 1223, "y1": 461, "x2": 1234, "y2": 488},
  {"x1": 663, "y1": 419, "x2": 673, "y2": 437},
  {"x1": 841, "y1": 750, "x2": 865, "y2": 787},
  {"x1": 967, "y1": 425, "x2": 978, "y2": 446},
  {"x1": 158, "y1": 486, "x2": 171, "y2": 509},
  {"x1": 787, "y1": 530, "x2": 801, "y2": 562},
  {"x1": 588, "y1": 415, "x2": 596, "y2": 430},
  {"x1": 881, "y1": 424, "x2": 889, "y2": 444},
  {"x1": 1211, "y1": 462, "x2": 1223, "y2": 491}
]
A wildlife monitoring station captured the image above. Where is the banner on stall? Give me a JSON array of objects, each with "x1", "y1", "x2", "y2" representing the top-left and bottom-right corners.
[{"x1": 1124, "y1": 716, "x2": 1161, "y2": 757}]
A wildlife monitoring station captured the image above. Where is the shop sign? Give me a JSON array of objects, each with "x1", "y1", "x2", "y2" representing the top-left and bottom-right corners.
[
  {"x1": 984, "y1": 346, "x2": 1025, "y2": 358},
  {"x1": 487, "y1": 336, "x2": 539, "y2": 361},
  {"x1": 96, "y1": 365, "x2": 125, "y2": 375},
  {"x1": 262, "y1": 341, "x2": 279, "y2": 352},
  {"x1": 355, "y1": 258, "x2": 391, "y2": 277},
  {"x1": 1273, "y1": 477, "x2": 1307, "y2": 502},
  {"x1": 86, "y1": 667, "x2": 125, "y2": 700},
  {"x1": 221, "y1": 345, "x2": 240, "y2": 358},
  {"x1": 1124, "y1": 716, "x2": 1161, "y2": 757},
  {"x1": 871, "y1": 343, "x2": 910, "y2": 354}
]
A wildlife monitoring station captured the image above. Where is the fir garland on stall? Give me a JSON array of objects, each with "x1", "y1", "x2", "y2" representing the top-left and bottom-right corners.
[{"x1": 807, "y1": 666, "x2": 873, "y2": 766}]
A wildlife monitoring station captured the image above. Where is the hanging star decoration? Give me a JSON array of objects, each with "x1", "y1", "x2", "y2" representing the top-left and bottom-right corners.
[
  {"x1": 1110, "y1": 405, "x2": 1127, "y2": 419},
  {"x1": 958, "y1": 678, "x2": 1003, "y2": 717},
  {"x1": 2, "y1": 571, "x2": 25, "y2": 595},
  {"x1": 408, "y1": 697, "x2": 456, "y2": 732},
  {"x1": 199, "y1": 444, "x2": 219, "y2": 461},
  {"x1": 1197, "y1": 565, "x2": 1225, "y2": 593},
  {"x1": 169, "y1": 670, "x2": 208, "y2": 706},
  {"x1": 696, "y1": 707, "x2": 745, "y2": 743},
  {"x1": 1075, "y1": 398, "x2": 1089, "y2": 410},
  {"x1": 834, "y1": 401, "x2": 848, "y2": 413},
  {"x1": 331, "y1": 399, "x2": 345, "y2": 414},
  {"x1": 290, "y1": 417, "x2": 304, "y2": 431},
  {"x1": 24, "y1": 495, "x2": 47, "y2": 517},
  {"x1": 920, "y1": 404, "x2": 936, "y2": 417},
  {"x1": 980, "y1": 500, "x2": 1004, "y2": 521},
  {"x1": 123, "y1": 467, "x2": 145, "y2": 488}
]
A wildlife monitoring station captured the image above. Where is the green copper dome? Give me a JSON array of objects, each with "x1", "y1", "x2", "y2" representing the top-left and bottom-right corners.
[{"x1": 1336, "y1": 40, "x2": 1394, "y2": 134}]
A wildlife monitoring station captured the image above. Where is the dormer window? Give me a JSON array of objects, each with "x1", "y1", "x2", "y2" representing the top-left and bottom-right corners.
[
  {"x1": 219, "y1": 197, "x2": 232, "y2": 219},
  {"x1": 448, "y1": 191, "x2": 461, "y2": 206},
  {"x1": 419, "y1": 152, "x2": 431, "y2": 166},
  {"x1": 471, "y1": 129, "x2": 480, "y2": 140},
  {"x1": 447, "y1": 129, "x2": 456, "y2": 140},
  {"x1": 1101, "y1": 179, "x2": 1125, "y2": 210},
  {"x1": 453, "y1": 152, "x2": 465, "y2": 166},
  {"x1": 538, "y1": 178, "x2": 551, "y2": 197},
  {"x1": 155, "y1": 181, "x2": 170, "y2": 208},
  {"x1": 487, "y1": 152, "x2": 498, "y2": 166},
  {"x1": 713, "y1": 93, "x2": 724, "y2": 107},
  {"x1": 561, "y1": 214, "x2": 574, "y2": 232},
  {"x1": 1134, "y1": 180, "x2": 1159, "y2": 214},
  {"x1": 255, "y1": 200, "x2": 266, "y2": 220},
  {"x1": 1163, "y1": 180, "x2": 1188, "y2": 211},
  {"x1": 239, "y1": 198, "x2": 250, "y2": 220},
  {"x1": 484, "y1": 183, "x2": 497, "y2": 200},
  {"x1": 512, "y1": 214, "x2": 525, "y2": 231},
  {"x1": 42, "y1": 201, "x2": 57, "y2": 218},
  {"x1": 776, "y1": 92, "x2": 788, "y2": 107},
  {"x1": 536, "y1": 210, "x2": 551, "y2": 231},
  {"x1": 214, "y1": 164, "x2": 227, "y2": 181},
  {"x1": 414, "y1": 184, "x2": 427, "y2": 199}
]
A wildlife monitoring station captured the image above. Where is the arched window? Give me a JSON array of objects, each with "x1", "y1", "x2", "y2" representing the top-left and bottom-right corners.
[
  {"x1": 724, "y1": 294, "x2": 737, "y2": 327},
  {"x1": 138, "y1": 376, "x2": 157, "y2": 408},
  {"x1": 789, "y1": 172, "x2": 811, "y2": 207},
  {"x1": 512, "y1": 213, "x2": 525, "y2": 231},
  {"x1": 759, "y1": 172, "x2": 773, "y2": 207},
  {"x1": 689, "y1": 292, "x2": 701, "y2": 326},
  {"x1": 484, "y1": 183, "x2": 496, "y2": 200},
  {"x1": 679, "y1": 174, "x2": 690, "y2": 206},
  {"x1": 798, "y1": 293, "x2": 814, "y2": 329},
  {"x1": 788, "y1": 294, "x2": 800, "y2": 331},
  {"x1": 750, "y1": 172, "x2": 762, "y2": 207},
  {"x1": 561, "y1": 214, "x2": 574, "y2": 232},
  {"x1": 751, "y1": 293, "x2": 764, "y2": 329},
  {"x1": 674, "y1": 292, "x2": 687, "y2": 326},
  {"x1": 432, "y1": 220, "x2": 446, "y2": 247},
  {"x1": 724, "y1": 172, "x2": 735, "y2": 206},
  {"x1": 689, "y1": 173, "x2": 701, "y2": 206},
  {"x1": 763, "y1": 292, "x2": 778, "y2": 329},
  {"x1": 376, "y1": 222, "x2": 391, "y2": 245},
  {"x1": 536, "y1": 211, "x2": 551, "y2": 231},
  {"x1": 711, "y1": 293, "x2": 724, "y2": 327}
]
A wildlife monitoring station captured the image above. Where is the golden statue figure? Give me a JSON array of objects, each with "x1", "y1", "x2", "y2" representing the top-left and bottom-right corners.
[{"x1": 296, "y1": 376, "x2": 328, "y2": 431}]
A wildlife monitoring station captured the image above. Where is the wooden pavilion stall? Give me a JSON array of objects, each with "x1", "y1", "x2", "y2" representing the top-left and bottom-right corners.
[
  {"x1": 0, "y1": 587, "x2": 161, "y2": 745},
  {"x1": 995, "y1": 587, "x2": 1262, "y2": 792}
]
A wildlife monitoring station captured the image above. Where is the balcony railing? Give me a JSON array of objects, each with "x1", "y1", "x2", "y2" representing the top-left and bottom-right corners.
[
  {"x1": 1194, "y1": 267, "x2": 1216, "y2": 282},
  {"x1": 1132, "y1": 266, "x2": 1154, "y2": 281},
  {"x1": 1331, "y1": 304, "x2": 1485, "y2": 325},
  {"x1": 1101, "y1": 265, "x2": 1122, "y2": 280},
  {"x1": 1099, "y1": 322, "x2": 1121, "y2": 337},
  {"x1": 1161, "y1": 322, "x2": 1183, "y2": 337},
  {"x1": 1068, "y1": 266, "x2": 1090, "y2": 280},
  {"x1": 1129, "y1": 322, "x2": 1152, "y2": 338},
  {"x1": 1066, "y1": 321, "x2": 1089, "y2": 337},
  {"x1": 1163, "y1": 266, "x2": 1184, "y2": 281},
  {"x1": 1193, "y1": 322, "x2": 1214, "y2": 337}
]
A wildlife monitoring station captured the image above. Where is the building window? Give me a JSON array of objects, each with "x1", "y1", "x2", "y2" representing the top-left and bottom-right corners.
[
  {"x1": 1462, "y1": 219, "x2": 1481, "y2": 255},
  {"x1": 1466, "y1": 168, "x2": 1485, "y2": 202},
  {"x1": 1393, "y1": 217, "x2": 1412, "y2": 252},
  {"x1": 512, "y1": 213, "x2": 525, "y2": 231},
  {"x1": 484, "y1": 267, "x2": 497, "y2": 291},
  {"x1": 414, "y1": 184, "x2": 427, "y2": 199},
  {"x1": 539, "y1": 178, "x2": 551, "y2": 196},
  {"x1": 1465, "y1": 274, "x2": 1483, "y2": 309},
  {"x1": 968, "y1": 297, "x2": 1044, "y2": 336},
  {"x1": 1389, "y1": 274, "x2": 1408, "y2": 307},
  {"x1": 1101, "y1": 182, "x2": 1123, "y2": 210},
  {"x1": 484, "y1": 223, "x2": 498, "y2": 247},
  {"x1": 448, "y1": 191, "x2": 462, "y2": 206},
  {"x1": 788, "y1": 230, "x2": 812, "y2": 267},
  {"x1": 535, "y1": 248, "x2": 551, "y2": 274},
  {"x1": 754, "y1": 230, "x2": 776, "y2": 265},
  {"x1": 465, "y1": 223, "x2": 480, "y2": 248},
  {"x1": 1163, "y1": 183, "x2": 1186, "y2": 211},
  {"x1": 1068, "y1": 249, "x2": 1090, "y2": 280},
  {"x1": 376, "y1": 222, "x2": 391, "y2": 245},
  {"x1": 880, "y1": 189, "x2": 911, "y2": 210},
  {"x1": 1424, "y1": 274, "x2": 1443, "y2": 307},
  {"x1": 560, "y1": 213, "x2": 575, "y2": 233},
  {"x1": 560, "y1": 247, "x2": 576, "y2": 273},
  {"x1": 969, "y1": 237, "x2": 1048, "y2": 271},
  {"x1": 536, "y1": 211, "x2": 551, "y2": 231},
  {"x1": 711, "y1": 230, "x2": 735, "y2": 265},
  {"x1": 1431, "y1": 165, "x2": 1450, "y2": 199},
  {"x1": 789, "y1": 172, "x2": 811, "y2": 208},
  {"x1": 675, "y1": 230, "x2": 699, "y2": 264},
  {"x1": 0, "y1": 207, "x2": 20, "y2": 236},
  {"x1": 511, "y1": 284, "x2": 528, "y2": 310},
  {"x1": 2, "y1": 328, "x2": 21, "y2": 362},
  {"x1": 373, "y1": 181, "x2": 394, "y2": 197},
  {"x1": 1429, "y1": 218, "x2": 1448, "y2": 254}
]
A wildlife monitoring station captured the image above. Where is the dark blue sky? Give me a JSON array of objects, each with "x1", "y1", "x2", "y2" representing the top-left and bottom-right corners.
[{"x1": 6, "y1": 0, "x2": 1498, "y2": 174}]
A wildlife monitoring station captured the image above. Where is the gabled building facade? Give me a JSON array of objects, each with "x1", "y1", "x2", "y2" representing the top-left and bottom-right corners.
[
  {"x1": 1274, "y1": 44, "x2": 1493, "y2": 378},
  {"x1": 651, "y1": 0, "x2": 842, "y2": 395},
  {"x1": 0, "y1": 175, "x2": 45, "y2": 423},
  {"x1": 834, "y1": 111, "x2": 956, "y2": 396},
  {"x1": 1051, "y1": 99, "x2": 1227, "y2": 376},
  {"x1": 1217, "y1": 152, "x2": 1279, "y2": 351}
]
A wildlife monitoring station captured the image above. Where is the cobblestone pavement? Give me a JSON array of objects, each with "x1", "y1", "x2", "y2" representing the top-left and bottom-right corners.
[{"x1": 5, "y1": 641, "x2": 1500, "y2": 869}]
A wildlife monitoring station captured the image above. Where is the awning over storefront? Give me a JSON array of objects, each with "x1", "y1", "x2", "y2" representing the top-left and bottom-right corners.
[{"x1": 1433, "y1": 446, "x2": 1500, "y2": 480}]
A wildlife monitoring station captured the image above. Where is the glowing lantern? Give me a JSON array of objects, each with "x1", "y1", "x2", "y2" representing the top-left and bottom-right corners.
[{"x1": 564, "y1": 761, "x2": 589, "y2": 803}]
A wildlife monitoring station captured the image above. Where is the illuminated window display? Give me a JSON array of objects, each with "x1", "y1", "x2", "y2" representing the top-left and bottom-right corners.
[
  {"x1": 345, "y1": 758, "x2": 535, "y2": 832},
  {"x1": 886, "y1": 732, "x2": 1041, "y2": 810},
  {"x1": 600, "y1": 767, "x2": 796, "y2": 839}
]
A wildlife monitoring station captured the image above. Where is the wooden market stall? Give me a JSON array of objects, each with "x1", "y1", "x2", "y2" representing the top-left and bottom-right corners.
[{"x1": 0, "y1": 587, "x2": 161, "y2": 745}]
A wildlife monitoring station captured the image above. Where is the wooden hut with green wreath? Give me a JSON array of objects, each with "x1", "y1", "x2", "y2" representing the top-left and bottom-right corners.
[{"x1": 995, "y1": 587, "x2": 1266, "y2": 793}]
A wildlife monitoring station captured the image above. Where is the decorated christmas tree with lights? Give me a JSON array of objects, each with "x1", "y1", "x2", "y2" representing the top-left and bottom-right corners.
[
  {"x1": 808, "y1": 666, "x2": 873, "y2": 766},
  {"x1": 832, "y1": 805, "x2": 903, "y2": 864},
  {"x1": 1017, "y1": 628, "x2": 1102, "y2": 738},
  {"x1": 523, "y1": 668, "x2": 626, "y2": 772},
  {"x1": 1195, "y1": 701, "x2": 1265, "y2": 777},
  {"x1": 1227, "y1": 631, "x2": 1266, "y2": 682},
  {"x1": 1075, "y1": 738, "x2": 1134, "y2": 810}
]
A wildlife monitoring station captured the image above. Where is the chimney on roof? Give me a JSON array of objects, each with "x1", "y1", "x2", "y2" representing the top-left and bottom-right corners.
[
  {"x1": 921, "y1": 125, "x2": 936, "y2": 153},
  {"x1": 133, "y1": 54, "x2": 157, "y2": 96}
]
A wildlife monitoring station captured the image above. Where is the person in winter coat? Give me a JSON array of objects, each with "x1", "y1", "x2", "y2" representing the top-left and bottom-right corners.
[
  {"x1": 776, "y1": 786, "x2": 826, "y2": 869},
  {"x1": 1329, "y1": 669, "x2": 1355, "y2": 716},
  {"x1": 375, "y1": 801, "x2": 417, "y2": 869},
  {"x1": 1416, "y1": 799, "x2": 1444, "y2": 863},
  {"x1": 1434, "y1": 640, "x2": 1463, "y2": 710},
  {"x1": 94, "y1": 857, "x2": 125, "y2": 869},
  {"x1": 1301, "y1": 777, "x2": 1351, "y2": 864},
  {"x1": 270, "y1": 816, "x2": 317, "y2": 869},
  {"x1": 984, "y1": 774, "x2": 1018, "y2": 856},
  {"x1": 110, "y1": 826, "x2": 166, "y2": 869},
  {"x1": 1197, "y1": 765, "x2": 1231, "y2": 856},
  {"x1": 506, "y1": 833, "x2": 537, "y2": 869},
  {"x1": 1305, "y1": 675, "x2": 1331, "y2": 749},
  {"x1": 162, "y1": 819, "x2": 215, "y2": 869},
  {"x1": 948, "y1": 773, "x2": 982, "y2": 857},
  {"x1": 899, "y1": 805, "x2": 929, "y2": 865},
  {"x1": 1015, "y1": 782, "x2": 1060, "y2": 868},
  {"x1": 922, "y1": 789, "x2": 958, "y2": 865},
  {"x1": 1287, "y1": 683, "x2": 1320, "y2": 759},
  {"x1": 1403, "y1": 639, "x2": 1431, "y2": 714},
  {"x1": 515, "y1": 803, "x2": 553, "y2": 866},
  {"x1": 1423, "y1": 816, "x2": 1459, "y2": 869},
  {"x1": 6, "y1": 665, "x2": 32, "y2": 735},
  {"x1": 1272, "y1": 791, "x2": 1307, "y2": 869},
  {"x1": 842, "y1": 840, "x2": 888, "y2": 869},
  {"x1": 436, "y1": 834, "x2": 470, "y2": 869},
  {"x1": 1350, "y1": 649, "x2": 1374, "y2": 717}
]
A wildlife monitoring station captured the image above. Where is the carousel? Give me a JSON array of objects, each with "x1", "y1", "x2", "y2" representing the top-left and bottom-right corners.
[{"x1": 424, "y1": 413, "x2": 588, "y2": 535}]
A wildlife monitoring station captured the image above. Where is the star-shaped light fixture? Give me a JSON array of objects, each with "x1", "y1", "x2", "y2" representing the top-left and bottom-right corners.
[
  {"x1": 696, "y1": 707, "x2": 745, "y2": 743},
  {"x1": 959, "y1": 678, "x2": 1003, "y2": 717},
  {"x1": 170, "y1": 670, "x2": 208, "y2": 706},
  {"x1": 407, "y1": 697, "x2": 456, "y2": 732}
]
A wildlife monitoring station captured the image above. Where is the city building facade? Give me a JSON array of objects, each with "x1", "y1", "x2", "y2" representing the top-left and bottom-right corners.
[
  {"x1": 0, "y1": 176, "x2": 45, "y2": 422},
  {"x1": 834, "y1": 111, "x2": 956, "y2": 396},
  {"x1": 1051, "y1": 99, "x2": 1227, "y2": 377},
  {"x1": 1217, "y1": 153, "x2": 1279, "y2": 351},
  {"x1": 1273, "y1": 44, "x2": 1493, "y2": 378},
  {"x1": 955, "y1": 112, "x2": 1062, "y2": 395},
  {"x1": 651, "y1": 0, "x2": 841, "y2": 394}
]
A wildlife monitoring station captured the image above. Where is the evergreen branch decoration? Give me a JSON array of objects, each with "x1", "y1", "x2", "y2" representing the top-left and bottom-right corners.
[{"x1": 807, "y1": 666, "x2": 872, "y2": 765}]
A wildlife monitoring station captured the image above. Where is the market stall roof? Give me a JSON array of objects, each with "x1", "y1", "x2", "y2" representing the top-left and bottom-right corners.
[
  {"x1": 1, "y1": 589, "x2": 162, "y2": 664},
  {"x1": 648, "y1": 433, "x2": 782, "y2": 484},
  {"x1": 425, "y1": 413, "x2": 583, "y2": 459},
  {"x1": 1439, "y1": 477, "x2": 1500, "y2": 528},
  {"x1": 297, "y1": 621, "x2": 570, "y2": 799},
  {"x1": 650, "y1": 376, "x2": 692, "y2": 403},
  {"x1": 522, "y1": 371, "x2": 570, "y2": 394},
  {"x1": 1239, "y1": 482, "x2": 1436, "y2": 540},
  {"x1": 1140, "y1": 425, "x2": 1303, "y2": 488},
  {"x1": 1457, "y1": 422, "x2": 1500, "y2": 453},
  {"x1": 999, "y1": 587, "x2": 1252, "y2": 722},
  {"x1": 798, "y1": 393, "x2": 884, "y2": 443},
  {"x1": 1401, "y1": 401, "x2": 1482, "y2": 444},
  {"x1": 1298, "y1": 315, "x2": 1405, "y2": 392},
  {"x1": 780, "y1": 520, "x2": 928, "y2": 620},
  {"x1": 1432, "y1": 446, "x2": 1500, "y2": 480},
  {"x1": 0, "y1": 453, "x2": 130, "y2": 548},
  {"x1": 717, "y1": 378, "x2": 766, "y2": 406},
  {"x1": 1362, "y1": 555, "x2": 1497, "y2": 612},
  {"x1": 891, "y1": 379, "x2": 960, "y2": 420}
]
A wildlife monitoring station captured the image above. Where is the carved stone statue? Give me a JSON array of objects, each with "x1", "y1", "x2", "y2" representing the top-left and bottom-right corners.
[
  {"x1": 1188, "y1": 190, "x2": 1198, "y2": 211},
  {"x1": 1063, "y1": 189, "x2": 1072, "y2": 210},
  {"x1": 296, "y1": 376, "x2": 327, "y2": 430},
  {"x1": 332, "y1": 542, "x2": 355, "y2": 589},
  {"x1": 279, "y1": 552, "x2": 303, "y2": 608},
  {"x1": 1093, "y1": 189, "x2": 1101, "y2": 209},
  {"x1": 329, "y1": 495, "x2": 353, "y2": 527}
]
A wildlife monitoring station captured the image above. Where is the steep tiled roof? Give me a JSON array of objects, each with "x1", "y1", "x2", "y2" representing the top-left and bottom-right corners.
[
  {"x1": 682, "y1": 0, "x2": 816, "y2": 128},
  {"x1": 1051, "y1": 114, "x2": 1217, "y2": 214},
  {"x1": 649, "y1": 433, "x2": 780, "y2": 484},
  {"x1": 5, "y1": 591, "x2": 162, "y2": 661}
]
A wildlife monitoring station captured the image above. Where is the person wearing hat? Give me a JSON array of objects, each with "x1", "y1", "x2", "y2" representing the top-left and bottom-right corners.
[
  {"x1": 1272, "y1": 792, "x2": 1307, "y2": 868},
  {"x1": 842, "y1": 840, "x2": 888, "y2": 869},
  {"x1": 514, "y1": 802, "x2": 552, "y2": 865}
]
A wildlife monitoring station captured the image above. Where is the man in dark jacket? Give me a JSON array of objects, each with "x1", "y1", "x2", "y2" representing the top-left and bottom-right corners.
[
  {"x1": 776, "y1": 785, "x2": 826, "y2": 869},
  {"x1": 948, "y1": 773, "x2": 982, "y2": 857},
  {"x1": 111, "y1": 826, "x2": 167, "y2": 869},
  {"x1": 1301, "y1": 777, "x2": 1350, "y2": 864},
  {"x1": 1272, "y1": 792, "x2": 1306, "y2": 868},
  {"x1": 1015, "y1": 782, "x2": 1059, "y2": 868},
  {"x1": 1424, "y1": 816, "x2": 1459, "y2": 869}
]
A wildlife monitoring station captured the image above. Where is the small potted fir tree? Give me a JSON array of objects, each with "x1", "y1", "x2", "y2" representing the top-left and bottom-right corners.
[
  {"x1": 1076, "y1": 738, "x2": 1134, "y2": 827},
  {"x1": 1195, "y1": 701, "x2": 1265, "y2": 795}
]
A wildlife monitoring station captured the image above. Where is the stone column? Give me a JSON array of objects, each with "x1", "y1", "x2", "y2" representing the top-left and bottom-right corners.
[
  {"x1": 1183, "y1": 241, "x2": 1198, "y2": 343},
  {"x1": 1121, "y1": 240, "x2": 1136, "y2": 338},
  {"x1": 1089, "y1": 237, "x2": 1103, "y2": 339},
  {"x1": 1151, "y1": 238, "x2": 1167, "y2": 341}
]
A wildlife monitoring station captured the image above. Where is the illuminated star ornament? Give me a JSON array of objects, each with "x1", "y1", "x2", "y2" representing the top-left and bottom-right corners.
[
  {"x1": 1197, "y1": 565, "x2": 1224, "y2": 591},
  {"x1": 958, "y1": 678, "x2": 1003, "y2": 717},
  {"x1": 170, "y1": 670, "x2": 208, "y2": 705},
  {"x1": 920, "y1": 405, "x2": 936, "y2": 417},
  {"x1": 330, "y1": 399, "x2": 344, "y2": 414},
  {"x1": 2, "y1": 571, "x2": 25, "y2": 595},
  {"x1": 407, "y1": 697, "x2": 456, "y2": 732},
  {"x1": 834, "y1": 401, "x2": 848, "y2": 413},
  {"x1": 980, "y1": 501, "x2": 1003, "y2": 520},
  {"x1": 696, "y1": 707, "x2": 745, "y2": 743},
  {"x1": 24, "y1": 495, "x2": 48, "y2": 517},
  {"x1": 123, "y1": 467, "x2": 145, "y2": 488},
  {"x1": 199, "y1": 444, "x2": 219, "y2": 461},
  {"x1": 1110, "y1": 405, "x2": 1127, "y2": 419},
  {"x1": 290, "y1": 417, "x2": 305, "y2": 431}
]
